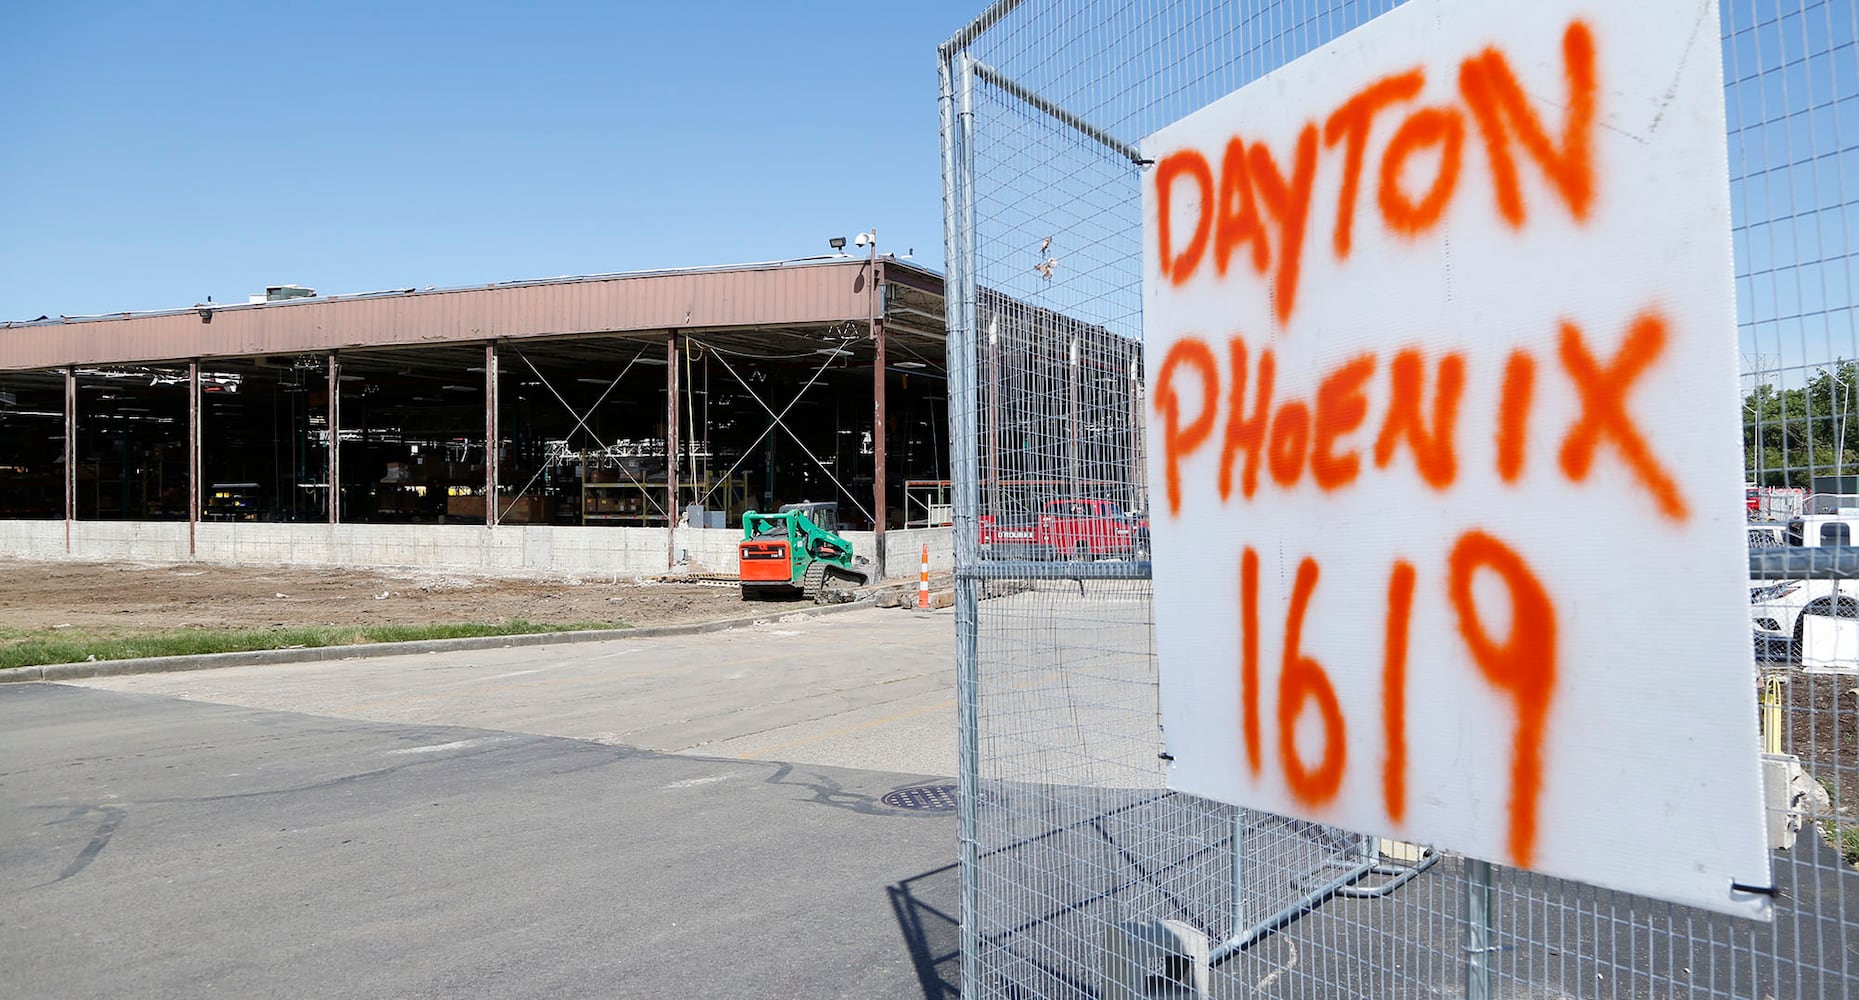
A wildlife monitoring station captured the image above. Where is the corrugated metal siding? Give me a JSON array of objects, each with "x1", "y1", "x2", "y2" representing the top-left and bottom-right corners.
[{"x1": 0, "y1": 261, "x2": 888, "y2": 370}]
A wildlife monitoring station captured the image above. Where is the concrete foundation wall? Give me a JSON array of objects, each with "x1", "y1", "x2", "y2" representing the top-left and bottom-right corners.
[
  {"x1": 194, "y1": 523, "x2": 723, "y2": 578},
  {"x1": 0, "y1": 521, "x2": 72, "y2": 560},
  {"x1": 0, "y1": 519, "x2": 956, "y2": 581},
  {"x1": 875, "y1": 527, "x2": 954, "y2": 577}
]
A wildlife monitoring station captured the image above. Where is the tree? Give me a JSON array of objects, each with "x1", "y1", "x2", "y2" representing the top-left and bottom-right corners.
[{"x1": 1745, "y1": 361, "x2": 1859, "y2": 488}]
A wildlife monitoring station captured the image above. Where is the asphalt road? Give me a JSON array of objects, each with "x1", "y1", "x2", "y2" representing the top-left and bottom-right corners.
[
  {"x1": 0, "y1": 682, "x2": 961, "y2": 999},
  {"x1": 74, "y1": 606, "x2": 958, "y2": 778},
  {"x1": 13, "y1": 594, "x2": 1856, "y2": 998}
]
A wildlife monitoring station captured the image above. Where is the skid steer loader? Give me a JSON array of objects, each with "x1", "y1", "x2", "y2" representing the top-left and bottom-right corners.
[{"x1": 737, "y1": 502, "x2": 872, "y2": 601}]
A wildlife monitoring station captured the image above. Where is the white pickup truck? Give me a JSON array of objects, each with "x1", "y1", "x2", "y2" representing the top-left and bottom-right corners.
[{"x1": 1749, "y1": 513, "x2": 1859, "y2": 661}]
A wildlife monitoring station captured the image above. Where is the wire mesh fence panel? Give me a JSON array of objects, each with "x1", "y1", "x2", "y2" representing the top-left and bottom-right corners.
[{"x1": 941, "y1": 1, "x2": 1859, "y2": 998}]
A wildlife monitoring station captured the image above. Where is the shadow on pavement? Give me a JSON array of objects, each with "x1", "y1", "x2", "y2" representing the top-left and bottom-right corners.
[{"x1": 890, "y1": 862, "x2": 962, "y2": 999}]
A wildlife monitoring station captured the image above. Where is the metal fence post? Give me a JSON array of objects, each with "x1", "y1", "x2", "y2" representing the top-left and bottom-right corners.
[
  {"x1": 941, "y1": 43, "x2": 985, "y2": 998},
  {"x1": 1465, "y1": 859, "x2": 1495, "y2": 1000}
]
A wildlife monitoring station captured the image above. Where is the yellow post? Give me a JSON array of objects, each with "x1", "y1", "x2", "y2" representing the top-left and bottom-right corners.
[{"x1": 1761, "y1": 674, "x2": 1785, "y2": 756}]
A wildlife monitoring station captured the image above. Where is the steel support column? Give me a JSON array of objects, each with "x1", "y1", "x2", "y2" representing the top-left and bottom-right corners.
[
  {"x1": 1128, "y1": 354, "x2": 1144, "y2": 512},
  {"x1": 1067, "y1": 336, "x2": 1080, "y2": 489},
  {"x1": 326, "y1": 353, "x2": 340, "y2": 525},
  {"x1": 64, "y1": 366, "x2": 76, "y2": 552},
  {"x1": 986, "y1": 319, "x2": 1000, "y2": 514},
  {"x1": 188, "y1": 360, "x2": 201, "y2": 558},
  {"x1": 485, "y1": 342, "x2": 499, "y2": 528},
  {"x1": 872, "y1": 258, "x2": 888, "y2": 578},
  {"x1": 666, "y1": 329, "x2": 680, "y2": 570}
]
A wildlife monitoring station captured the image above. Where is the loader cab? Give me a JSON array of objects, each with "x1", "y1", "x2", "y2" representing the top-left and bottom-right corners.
[{"x1": 777, "y1": 501, "x2": 838, "y2": 534}]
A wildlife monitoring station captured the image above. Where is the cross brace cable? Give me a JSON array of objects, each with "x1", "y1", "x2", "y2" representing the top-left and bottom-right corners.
[
  {"x1": 699, "y1": 343, "x2": 875, "y2": 524},
  {"x1": 688, "y1": 339, "x2": 842, "y2": 510},
  {"x1": 507, "y1": 347, "x2": 665, "y2": 520}
]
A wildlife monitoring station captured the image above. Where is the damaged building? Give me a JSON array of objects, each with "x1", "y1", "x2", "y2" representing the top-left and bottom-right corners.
[{"x1": 0, "y1": 256, "x2": 1144, "y2": 578}]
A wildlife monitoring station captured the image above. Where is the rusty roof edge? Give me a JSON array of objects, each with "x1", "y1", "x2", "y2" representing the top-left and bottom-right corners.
[
  {"x1": 882, "y1": 263, "x2": 945, "y2": 298},
  {"x1": 1, "y1": 255, "x2": 945, "y2": 330}
]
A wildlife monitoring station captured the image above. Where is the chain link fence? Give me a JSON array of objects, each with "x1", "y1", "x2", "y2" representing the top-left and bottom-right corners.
[{"x1": 939, "y1": 1, "x2": 1859, "y2": 996}]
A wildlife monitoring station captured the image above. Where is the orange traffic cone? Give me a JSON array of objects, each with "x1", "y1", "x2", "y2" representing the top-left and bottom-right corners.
[{"x1": 917, "y1": 543, "x2": 931, "y2": 609}]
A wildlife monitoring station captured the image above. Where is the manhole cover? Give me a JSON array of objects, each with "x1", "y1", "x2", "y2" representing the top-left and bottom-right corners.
[{"x1": 882, "y1": 784, "x2": 958, "y2": 811}]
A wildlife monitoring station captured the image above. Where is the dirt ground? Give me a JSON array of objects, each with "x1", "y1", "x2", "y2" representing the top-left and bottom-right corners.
[
  {"x1": 1782, "y1": 671, "x2": 1859, "y2": 819},
  {"x1": 0, "y1": 558, "x2": 750, "y2": 633}
]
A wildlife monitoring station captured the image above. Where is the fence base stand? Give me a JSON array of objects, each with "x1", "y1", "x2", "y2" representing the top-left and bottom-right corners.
[
  {"x1": 1337, "y1": 841, "x2": 1442, "y2": 899},
  {"x1": 1101, "y1": 919, "x2": 1210, "y2": 1000},
  {"x1": 1210, "y1": 827, "x2": 1405, "y2": 964}
]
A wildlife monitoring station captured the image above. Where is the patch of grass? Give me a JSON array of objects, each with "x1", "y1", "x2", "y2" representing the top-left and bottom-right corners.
[
  {"x1": 0, "y1": 620, "x2": 628, "y2": 671},
  {"x1": 1822, "y1": 822, "x2": 1859, "y2": 867}
]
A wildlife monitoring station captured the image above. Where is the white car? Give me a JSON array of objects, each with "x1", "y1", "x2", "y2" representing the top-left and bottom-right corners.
[{"x1": 1749, "y1": 515, "x2": 1859, "y2": 660}]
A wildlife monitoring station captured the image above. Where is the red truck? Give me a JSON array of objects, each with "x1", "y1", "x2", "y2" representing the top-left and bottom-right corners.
[{"x1": 979, "y1": 498, "x2": 1149, "y2": 560}]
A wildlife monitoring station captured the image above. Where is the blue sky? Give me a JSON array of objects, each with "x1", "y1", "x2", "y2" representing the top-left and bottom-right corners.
[
  {"x1": 0, "y1": 2, "x2": 963, "y2": 320},
  {"x1": 1720, "y1": 0, "x2": 1856, "y2": 389},
  {"x1": 5, "y1": 0, "x2": 1856, "y2": 388}
]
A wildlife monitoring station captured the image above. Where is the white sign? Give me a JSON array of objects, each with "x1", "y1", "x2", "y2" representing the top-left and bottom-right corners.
[{"x1": 1142, "y1": 0, "x2": 1770, "y2": 918}]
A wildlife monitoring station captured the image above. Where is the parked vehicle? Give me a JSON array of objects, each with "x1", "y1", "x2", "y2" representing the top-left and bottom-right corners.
[
  {"x1": 1040, "y1": 498, "x2": 1148, "y2": 559},
  {"x1": 978, "y1": 506, "x2": 1043, "y2": 559},
  {"x1": 1750, "y1": 513, "x2": 1859, "y2": 661},
  {"x1": 980, "y1": 498, "x2": 1149, "y2": 560}
]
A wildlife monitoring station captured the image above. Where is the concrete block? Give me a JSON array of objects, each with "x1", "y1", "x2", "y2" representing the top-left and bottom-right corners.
[
  {"x1": 1764, "y1": 752, "x2": 1832, "y2": 851},
  {"x1": 1101, "y1": 919, "x2": 1209, "y2": 1000}
]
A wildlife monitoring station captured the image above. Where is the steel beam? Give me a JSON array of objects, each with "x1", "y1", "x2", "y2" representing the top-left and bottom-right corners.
[
  {"x1": 986, "y1": 318, "x2": 1000, "y2": 515},
  {"x1": 1066, "y1": 336, "x2": 1080, "y2": 488},
  {"x1": 1129, "y1": 355, "x2": 1144, "y2": 512},
  {"x1": 873, "y1": 261, "x2": 889, "y2": 576},
  {"x1": 485, "y1": 342, "x2": 499, "y2": 528},
  {"x1": 188, "y1": 360, "x2": 201, "y2": 557},
  {"x1": 326, "y1": 353, "x2": 340, "y2": 525},
  {"x1": 64, "y1": 366, "x2": 76, "y2": 552},
  {"x1": 667, "y1": 329, "x2": 680, "y2": 569}
]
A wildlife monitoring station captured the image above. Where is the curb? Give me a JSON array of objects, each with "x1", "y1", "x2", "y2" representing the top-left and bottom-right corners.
[{"x1": 0, "y1": 598, "x2": 875, "y2": 685}]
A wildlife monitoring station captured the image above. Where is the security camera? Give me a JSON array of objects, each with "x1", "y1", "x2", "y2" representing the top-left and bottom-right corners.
[{"x1": 855, "y1": 232, "x2": 871, "y2": 247}]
